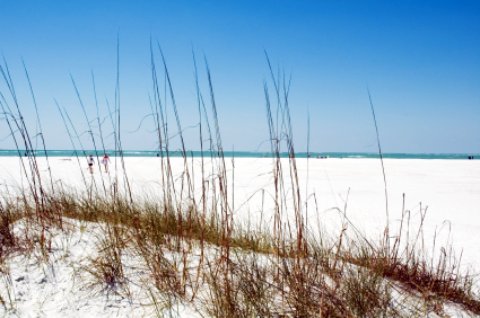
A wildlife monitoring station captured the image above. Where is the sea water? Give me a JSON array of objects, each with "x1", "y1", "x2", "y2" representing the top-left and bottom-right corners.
[{"x1": 0, "y1": 149, "x2": 477, "y2": 160}]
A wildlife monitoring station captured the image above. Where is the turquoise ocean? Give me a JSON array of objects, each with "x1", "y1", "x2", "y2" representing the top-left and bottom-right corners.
[{"x1": 0, "y1": 150, "x2": 477, "y2": 160}]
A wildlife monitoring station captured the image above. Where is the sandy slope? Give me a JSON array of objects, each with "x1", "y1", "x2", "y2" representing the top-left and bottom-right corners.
[{"x1": 1, "y1": 156, "x2": 479, "y2": 316}]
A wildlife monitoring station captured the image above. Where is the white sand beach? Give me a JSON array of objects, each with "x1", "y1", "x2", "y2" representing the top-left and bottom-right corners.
[
  {"x1": 1, "y1": 156, "x2": 479, "y2": 269},
  {"x1": 1, "y1": 156, "x2": 480, "y2": 317}
]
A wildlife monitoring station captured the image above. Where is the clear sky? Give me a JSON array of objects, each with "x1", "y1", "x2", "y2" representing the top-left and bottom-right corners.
[{"x1": 0, "y1": 0, "x2": 479, "y2": 153}]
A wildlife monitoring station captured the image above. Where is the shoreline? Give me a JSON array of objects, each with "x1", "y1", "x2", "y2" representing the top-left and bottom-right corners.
[{"x1": 0, "y1": 150, "x2": 478, "y2": 160}]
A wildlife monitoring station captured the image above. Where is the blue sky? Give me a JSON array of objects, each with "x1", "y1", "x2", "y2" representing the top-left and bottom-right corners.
[{"x1": 0, "y1": 0, "x2": 479, "y2": 153}]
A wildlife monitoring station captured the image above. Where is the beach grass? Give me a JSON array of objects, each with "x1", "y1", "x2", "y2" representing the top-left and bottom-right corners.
[{"x1": 1, "y1": 50, "x2": 479, "y2": 317}]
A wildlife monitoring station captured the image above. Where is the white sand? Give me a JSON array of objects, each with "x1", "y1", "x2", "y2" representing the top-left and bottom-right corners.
[
  {"x1": 1, "y1": 156, "x2": 480, "y2": 316},
  {"x1": 1, "y1": 156, "x2": 479, "y2": 268}
]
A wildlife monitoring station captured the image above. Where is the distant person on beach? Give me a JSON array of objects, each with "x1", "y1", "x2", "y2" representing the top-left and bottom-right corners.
[
  {"x1": 87, "y1": 155, "x2": 95, "y2": 174},
  {"x1": 101, "y1": 153, "x2": 110, "y2": 173}
]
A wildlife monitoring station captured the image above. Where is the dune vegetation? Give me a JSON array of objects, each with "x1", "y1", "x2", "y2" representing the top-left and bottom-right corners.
[{"x1": 1, "y1": 47, "x2": 479, "y2": 317}]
